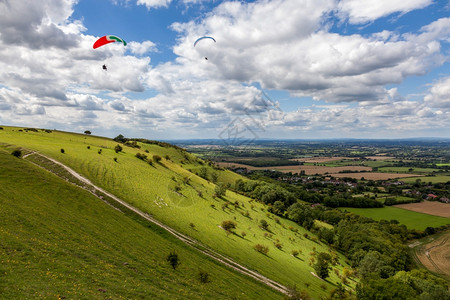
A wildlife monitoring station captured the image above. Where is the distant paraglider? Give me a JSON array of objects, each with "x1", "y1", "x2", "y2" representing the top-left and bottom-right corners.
[
  {"x1": 93, "y1": 35, "x2": 126, "y2": 71},
  {"x1": 194, "y1": 36, "x2": 216, "y2": 60}
]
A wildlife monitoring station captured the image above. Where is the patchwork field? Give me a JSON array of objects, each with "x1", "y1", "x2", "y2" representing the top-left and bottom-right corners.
[
  {"x1": 290, "y1": 157, "x2": 353, "y2": 163},
  {"x1": 216, "y1": 162, "x2": 372, "y2": 175},
  {"x1": 394, "y1": 201, "x2": 450, "y2": 218}
]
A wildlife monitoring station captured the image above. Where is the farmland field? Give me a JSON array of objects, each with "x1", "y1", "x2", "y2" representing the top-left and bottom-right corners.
[
  {"x1": 378, "y1": 166, "x2": 440, "y2": 174},
  {"x1": 413, "y1": 230, "x2": 450, "y2": 280},
  {"x1": 290, "y1": 156, "x2": 352, "y2": 163},
  {"x1": 394, "y1": 201, "x2": 450, "y2": 218},
  {"x1": 339, "y1": 207, "x2": 450, "y2": 230},
  {"x1": 364, "y1": 156, "x2": 396, "y2": 160},
  {"x1": 401, "y1": 175, "x2": 450, "y2": 184},
  {"x1": 216, "y1": 162, "x2": 372, "y2": 174},
  {"x1": 330, "y1": 172, "x2": 421, "y2": 180}
]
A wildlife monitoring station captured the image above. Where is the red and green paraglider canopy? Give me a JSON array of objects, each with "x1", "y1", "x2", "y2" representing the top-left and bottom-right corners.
[{"x1": 93, "y1": 35, "x2": 127, "y2": 49}]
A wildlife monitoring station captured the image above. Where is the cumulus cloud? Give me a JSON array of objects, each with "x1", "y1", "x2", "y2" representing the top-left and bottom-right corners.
[
  {"x1": 128, "y1": 41, "x2": 158, "y2": 55},
  {"x1": 337, "y1": 0, "x2": 433, "y2": 24},
  {"x1": 0, "y1": 0, "x2": 448, "y2": 139},
  {"x1": 137, "y1": 0, "x2": 172, "y2": 9},
  {"x1": 424, "y1": 77, "x2": 450, "y2": 108}
]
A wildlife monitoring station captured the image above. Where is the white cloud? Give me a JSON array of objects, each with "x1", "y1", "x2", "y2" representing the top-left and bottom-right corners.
[
  {"x1": 137, "y1": 0, "x2": 172, "y2": 9},
  {"x1": 0, "y1": 0, "x2": 448, "y2": 139},
  {"x1": 424, "y1": 77, "x2": 450, "y2": 108},
  {"x1": 337, "y1": 0, "x2": 433, "y2": 24},
  {"x1": 171, "y1": 1, "x2": 449, "y2": 104},
  {"x1": 128, "y1": 41, "x2": 158, "y2": 55}
]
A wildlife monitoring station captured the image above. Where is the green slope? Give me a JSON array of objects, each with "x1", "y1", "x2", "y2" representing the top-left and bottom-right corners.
[
  {"x1": 0, "y1": 147, "x2": 280, "y2": 299},
  {"x1": 0, "y1": 126, "x2": 355, "y2": 299}
]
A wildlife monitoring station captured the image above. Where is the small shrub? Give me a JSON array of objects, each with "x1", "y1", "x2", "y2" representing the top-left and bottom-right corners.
[
  {"x1": 135, "y1": 153, "x2": 147, "y2": 161},
  {"x1": 166, "y1": 252, "x2": 180, "y2": 270},
  {"x1": 113, "y1": 157, "x2": 117, "y2": 162},
  {"x1": 114, "y1": 144, "x2": 123, "y2": 153},
  {"x1": 254, "y1": 244, "x2": 269, "y2": 255},
  {"x1": 60, "y1": 148, "x2": 65, "y2": 154},
  {"x1": 11, "y1": 149, "x2": 22, "y2": 158},
  {"x1": 241, "y1": 231, "x2": 247, "y2": 238},
  {"x1": 274, "y1": 241, "x2": 283, "y2": 250},
  {"x1": 189, "y1": 223, "x2": 196, "y2": 229},
  {"x1": 147, "y1": 159, "x2": 153, "y2": 165},
  {"x1": 291, "y1": 250, "x2": 299, "y2": 257},
  {"x1": 153, "y1": 155, "x2": 162, "y2": 163},
  {"x1": 87, "y1": 146, "x2": 90, "y2": 149},
  {"x1": 198, "y1": 270, "x2": 210, "y2": 284}
]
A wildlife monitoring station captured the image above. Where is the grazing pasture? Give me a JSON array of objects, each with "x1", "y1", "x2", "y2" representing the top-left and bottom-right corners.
[
  {"x1": 0, "y1": 148, "x2": 281, "y2": 299},
  {"x1": 339, "y1": 207, "x2": 449, "y2": 230}
]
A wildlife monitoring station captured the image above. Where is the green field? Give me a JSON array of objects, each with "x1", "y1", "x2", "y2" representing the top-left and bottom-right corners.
[
  {"x1": 0, "y1": 126, "x2": 354, "y2": 299},
  {"x1": 339, "y1": 207, "x2": 449, "y2": 230},
  {"x1": 0, "y1": 148, "x2": 281, "y2": 299},
  {"x1": 378, "y1": 166, "x2": 440, "y2": 174},
  {"x1": 401, "y1": 175, "x2": 450, "y2": 184}
]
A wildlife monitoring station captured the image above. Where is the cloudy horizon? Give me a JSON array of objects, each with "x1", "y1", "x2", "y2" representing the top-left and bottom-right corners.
[{"x1": 0, "y1": 0, "x2": 449, "y2": 140}]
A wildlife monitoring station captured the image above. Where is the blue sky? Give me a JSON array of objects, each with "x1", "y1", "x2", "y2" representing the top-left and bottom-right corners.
[{"x1": 0, "y1": 0, "x2": 449, "y2": 141}]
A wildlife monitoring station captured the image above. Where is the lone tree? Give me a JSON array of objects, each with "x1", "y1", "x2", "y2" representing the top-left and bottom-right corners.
[
  {"x1": 114, "y1": 144, "x2": 123, "y2": 153},
  {"x1": 166, "y1": 252, "x2": 180, "y2": 270},
  {"x1": 221, "y1": 220, "x2": 237, "y2": 233},
  {"x1": 113, "y1": 134, "x2": 126, "y2": 143},
  {"x1": 313, "y1": 252, "x2": 332, "y2": 279},
  {"x1": 84, "y1": 130, "x2": 91, "y2": 135},
  {"x1": 260, "y1": 219, "x2": 269, "y2": 231},
  {"x1": 214, "y1": 183, "x2": 227, "y2": 198}
]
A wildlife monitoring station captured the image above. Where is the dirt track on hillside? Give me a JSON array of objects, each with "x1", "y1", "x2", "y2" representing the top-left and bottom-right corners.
[{"x1": 24, "y1": 152, "x2": 289, "y2": 295}]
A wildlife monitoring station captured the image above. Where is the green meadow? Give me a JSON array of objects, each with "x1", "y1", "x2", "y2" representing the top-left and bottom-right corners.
[
  {"x1": 339, "y1": 207, "x2": 449, "y2": 231},
  {"x1": 0, "y1": 147, "x2": 280, "y2": 299},
  {"x1": 377, "y1": 166, "x2": 440, "y2": 174},
  {"x1": 401, "y1": 175, "x2": 450, "y2": 184},
  {"x1": 0, "y1": 126, "x2": 355, "y2": 299}
]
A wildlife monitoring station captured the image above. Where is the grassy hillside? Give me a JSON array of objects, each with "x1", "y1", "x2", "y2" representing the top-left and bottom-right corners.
[
  {"x1": 0, "y1": 146, "x2": 281, "y2": 299},
  {"x1": 0, "y1": 126, "x2": 355, "y2": 299}
]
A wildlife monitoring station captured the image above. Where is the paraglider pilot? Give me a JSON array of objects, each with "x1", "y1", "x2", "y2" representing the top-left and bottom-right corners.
[{"x1": 102, "y1": 64, "x2": 107, "y2": 71}]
